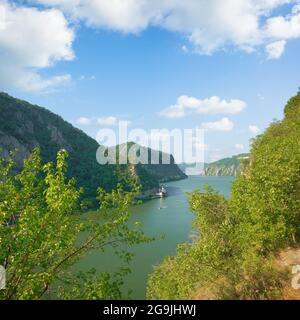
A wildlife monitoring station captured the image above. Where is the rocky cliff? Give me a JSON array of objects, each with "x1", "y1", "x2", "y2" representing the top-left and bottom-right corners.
[
  {"x1": 112, "y1": 142, "x2": 187, "y2": 183},
  {"x1": 203, "y1": 154, "x2": 249, "y2": 177}
]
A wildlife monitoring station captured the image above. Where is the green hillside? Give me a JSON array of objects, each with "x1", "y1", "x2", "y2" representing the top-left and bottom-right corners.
[
  {"x1": 112, "y1": 142, "x2": 187, "y2": 184},
  {"x1": 204, "y1": 153, "x2": 250, "y2": 176},
  {"x1": 147, "y1": 90, "x2": 300, "y2": 300},
  {"x1": 0, "y1": 92, "x2": 186, "y2": 205}
]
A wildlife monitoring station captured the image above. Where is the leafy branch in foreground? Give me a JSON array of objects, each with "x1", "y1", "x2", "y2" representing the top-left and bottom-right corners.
[{"x1": 0, "y1": 148, "x2": 152, "y2": 300}]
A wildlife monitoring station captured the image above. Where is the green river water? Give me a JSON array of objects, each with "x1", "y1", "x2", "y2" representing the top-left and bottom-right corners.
[{"x1": 75, "y1": 176, "x2": 234, "y2": 299}]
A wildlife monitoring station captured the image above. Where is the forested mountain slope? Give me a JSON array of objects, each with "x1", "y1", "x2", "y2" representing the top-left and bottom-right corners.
[
  {"x1": 147, "y1": 90, "x2": 300, "y2": 300},
  {"x1": 112, "y1": 142, "x2": 187, "y2": 183},
  {"x1": 0, "y1": 92, "x2": 186, "y2": 204},
  {"x1": 203, "y1": 154, "x2": 249, "y2": 176},
  {"x1": 0, "y1": 92, "x2": 119, "y2": 202}
]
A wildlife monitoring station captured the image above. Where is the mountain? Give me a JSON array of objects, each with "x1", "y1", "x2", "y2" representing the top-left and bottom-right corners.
[
  {"x1": 0, "y1": 92, "x2": 120, "y2": 203},
  {"x1": 178, "y1": 154, "x2": 249, "y2": 177},
  {"x1": 111, "y1": 142, "x2": 187, "y2": 183},
  {"x1": 203, "y1": 153, "x2": 249, "y2": 176},
  {"x1": 0, "y1": 92, "x2": 186, "y2": 204}
]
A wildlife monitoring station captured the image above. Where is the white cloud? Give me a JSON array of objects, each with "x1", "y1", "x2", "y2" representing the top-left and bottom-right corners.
[
  {"x1": 75, "y1": 115, "x2": 129, "y2": 126},
  {"x1": 75, "y1": 117, "x2": 92, "y2": 125},
  {"x1": 1, "y1": 0, "x2": 299, "y2": 92},
  {"x1": 97, "y1": 116, "x2": 118, "y2": 126},
  {"x1": 235, "y1": 143, "x2": 245, "y2": 150},
  {"x1": 201, "y1": 117, "x2": 234, "y2": 132},
  {"x1": 159, "y1": 104, "x2": 186, "y2": 119},
  {"x1": 159, "y1": 95, "x2": 246, "y2": 119},
  {"x1": 265, "y1": 11, "x2": 300, "y2": 39},
  {"x1": 19, "y1": 74, "x2": 72, "y2": 93},
  {"x1": 34, "y1": 0, "x2": 299, "y2": 58},
  {"x1": 181, "y1": 45, "x2": 188, "y2": 53},
  {"x1": 249, "y1": 125, "x2": 261, "y2": 135},
  {"x1": 0, "y1": 1, "x2": 74, "y2": 92},
  {"x1": 265, "y1": 40, "x2": 286, "y2": 59},
  {"x1": 292, "y1": 3, "x2": 300, "y2": 14},
  {"x1": 36, "y1": 0, "x2": 162, "y2": 33}
]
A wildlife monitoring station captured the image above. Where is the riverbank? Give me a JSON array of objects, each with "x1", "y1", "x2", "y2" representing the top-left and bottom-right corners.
[
  {"x1": 74, "y1": 176, "x2": 234, "y2": 299},
  {"x1": 136, "y1": 187, "x2": 162, "y2": 201}
]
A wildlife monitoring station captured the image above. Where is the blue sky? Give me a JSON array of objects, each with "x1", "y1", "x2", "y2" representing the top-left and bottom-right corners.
[{"x1": 1, "y1": 1, "x2": 300, "y2": 162}]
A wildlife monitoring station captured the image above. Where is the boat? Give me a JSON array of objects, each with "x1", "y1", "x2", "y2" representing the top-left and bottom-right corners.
[{"x1": 157, "y1": 185, "x2": 168, "y2": 198}]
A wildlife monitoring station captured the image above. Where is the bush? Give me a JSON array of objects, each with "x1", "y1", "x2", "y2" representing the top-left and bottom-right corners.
[{"x1": 147, "y1": 90, "x2": 300, "y2": 300}]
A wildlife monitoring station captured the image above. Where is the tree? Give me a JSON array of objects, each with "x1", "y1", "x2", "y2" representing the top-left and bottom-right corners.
[
  {"x1": 0, "y1": 148, "x2": 151, "y2": 300},
  {"x1": 148, "y1": 90, "x2": 300, "y2": 300}
]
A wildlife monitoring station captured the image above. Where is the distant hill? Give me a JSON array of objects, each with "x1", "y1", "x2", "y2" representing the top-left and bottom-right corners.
[
  {"x1": 178, "y1": 154, "x2": 249, "y2": 177},
  {"x1": 204, "y1": 154, "x2": 249, "y2": 176},
  {"x1": 111, "y1": 142, "x2": 187, "y2": 184},
  {"x1": 0, "y1": 92, "x2": 186, "y2": 204}
]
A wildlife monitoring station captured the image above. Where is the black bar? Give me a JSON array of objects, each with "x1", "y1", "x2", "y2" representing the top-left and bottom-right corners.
[{"x1": 0, "y1": 300, "x2": 299, "y2": 319}]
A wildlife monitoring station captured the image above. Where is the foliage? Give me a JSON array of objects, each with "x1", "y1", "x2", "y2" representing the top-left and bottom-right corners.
[
  {"x1": 0, "y1": 93, "x2": 186, "y2": 206},
  {"x1": 0, "y1": 148, "x2": 151, "y2": 300},
  {"x1": 147, "y1": 91, "x2": 300, "y2": 300},
  {"x1": 284, "y1": 88, "x2": 300, "y2": 116},
  {"x1": 0, "y1": 92, "x2": 121, "y2": 206}
]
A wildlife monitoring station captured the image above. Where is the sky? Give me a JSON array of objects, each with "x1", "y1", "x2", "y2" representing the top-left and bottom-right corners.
[{"x1": 1, "y1": 0, "x2": 300, "y2": 163}]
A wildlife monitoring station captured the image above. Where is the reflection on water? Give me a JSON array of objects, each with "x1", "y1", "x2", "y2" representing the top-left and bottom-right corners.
[
  {"x1": 158, "y1": 197, "x2": 167, "y2": 210},
  {"x1": 75, "y1": 176, "x2": 234, "y2": 299},
  {"x1": 166, "y1": 186, "x2": 183, "y2": 197}
]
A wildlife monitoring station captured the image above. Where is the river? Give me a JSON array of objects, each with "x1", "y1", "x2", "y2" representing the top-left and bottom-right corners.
[{"x1": 75, "y1": 176, "x2": 234, "y2": 299}]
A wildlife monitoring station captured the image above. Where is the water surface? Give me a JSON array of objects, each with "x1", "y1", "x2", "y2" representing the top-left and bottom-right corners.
[{"x1": 76, "y1": 176, "x2": 234, "y2": 299}]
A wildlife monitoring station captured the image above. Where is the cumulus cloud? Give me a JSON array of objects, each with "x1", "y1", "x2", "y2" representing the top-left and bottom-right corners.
[
  {"x1": 97, "y1": 116, "x2": 119, "y2": 126},
  {"x1": 35, "y1": 0, "x2": 300, "y2": 58},
  {"x1": 265, "y1": 40, "x2": 286, "y2": 59},
  {"x1": 75, "y1": 115, "x2": 128, "y2": 126},
  {"x1": 249, "y1": 125, "x2": 261, "y2": 135},
  {"x1": 159, "y1": 95, "x2": 246, "y2": 119},
  {"x1": 36, "y1": 0, "x2": 163, "y2": 32},
  {"x1": 292, "y1": 3, "x2": 300, "y2": 14},
  {"x1": 75, "y1": 117, "x2": 92, "y2": 125},
  {"x1": 201, "y1": 118, "x2": 234, "y2": 132},
  {"x1": 0, "y1": 0, "x2": 74, "y2": 92},
  {"x1": 181, "y1": 45, "x2": 188, "y2": 53},
  {"x1": 265, "y1": 10, "x2": 300, "y2": 39},
  {"x1": 2, "y1": 0, "x2": 299, "y2": 92}
]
